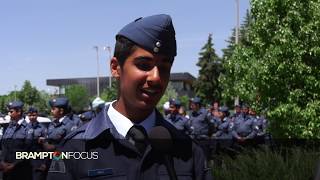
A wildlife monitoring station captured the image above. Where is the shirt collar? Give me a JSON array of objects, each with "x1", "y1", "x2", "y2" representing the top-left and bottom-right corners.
[
  {"x1": 17, "y1": 118, "x2": 25, "y2": 125},
  {"x1": 83, "y1": 100, "x2": 156, "y2": 140},
  {"x1": 58, "y1": 116, "x2": 66, "y2": 123},
  {"x1": 108, "y1": 101, "x2": 156, "y2": 137},
  {"x1": 107, "y1": 101, "x2": 133, "y2": 138}
]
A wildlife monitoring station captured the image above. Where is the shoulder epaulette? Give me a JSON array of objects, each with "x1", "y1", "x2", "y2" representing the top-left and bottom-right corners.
[{"x1": 62, "y1": 123, "x2": 88, "y2": 142}]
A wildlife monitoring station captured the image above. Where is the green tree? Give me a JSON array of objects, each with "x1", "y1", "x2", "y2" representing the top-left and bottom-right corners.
[
  {"x1": 100, "y1": 81, "x2": 118, "y2": 102},
  {"x1": 179, "y1": 95, "x2": 190, "y2": 109},
  {"x1": 65, "y1": 85, "x2": 90, "y2": 113},
  {"x1": 194, "y1": 34, "x2": 222, "y2": 104},
  {"x1": 18, "y1": 80, "x2": 40, "y2": 108},
  {"x1": 0, "y1": 89, "x2": 24, "y2": 112},
  {"x1": 157, "y1": 82, "x2": 178, "y2": 111},
  {"x1": 34, "y1": 90, "x2": 51, "y2": 116},
  {"x1": 0, "y1": 95, "x2": 12, "y2": 113},
  {"x1": 0, "y1": 82, "x2": 51, "y2": 115},
  {"x1": 220, "y1": 10, "x2": 252, "y2": 106},
  {"x1": 221, "y1": 0, "x2": 320, "y2": 138}
]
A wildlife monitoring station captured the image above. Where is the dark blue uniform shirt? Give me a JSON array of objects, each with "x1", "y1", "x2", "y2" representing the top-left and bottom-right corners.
[
  {"x1": 26, "y1": 122, "x2": 47, "y2": 160},
  {"x1": 47, "y1": 105, "x2": 213, "y2": 180},
  {"x1": 189, "y1": 108, "x2": 209, "y2": 137},
  {"x1": 213, "y1": 117, "x2": 233, "y2": 139},
  {"x1": 1, "y1": 119, "x2": 29, "y2": 163},
  {"x1": 47, "y1": 116, "x2": 74, "y2": 145},
  {"x1": 231, "y1": 114, "x2": 257, "y2": 139},
  {"x1": 1, "y1": 119, "x2": 32, "y2": 180},
  {"x1": 166, "y1": 113, "x2": 190, "y2": 133}
]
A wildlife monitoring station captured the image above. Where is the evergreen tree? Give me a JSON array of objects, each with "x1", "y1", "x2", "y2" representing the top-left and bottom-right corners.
[
  {"x1": 194, "y1": 34, "x2": 222, "y2": 104},
  {"x1": 222, "y1": 10, "x2": 251, "y2": 61}
]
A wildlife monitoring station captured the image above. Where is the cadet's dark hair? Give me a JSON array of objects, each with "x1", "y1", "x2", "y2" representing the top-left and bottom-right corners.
[{"x1": 114, "y1": 35, "x2": 137, "y2": 68}]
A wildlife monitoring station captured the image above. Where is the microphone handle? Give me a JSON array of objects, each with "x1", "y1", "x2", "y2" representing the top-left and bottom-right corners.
[{"x1": 164, "y1": 155, "x2": 178, "y2": 180}]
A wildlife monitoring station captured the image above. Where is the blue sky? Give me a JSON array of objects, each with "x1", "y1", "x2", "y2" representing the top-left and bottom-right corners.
[{"x1": 0, "y1": 0, "x2": 250, "y2": 95}]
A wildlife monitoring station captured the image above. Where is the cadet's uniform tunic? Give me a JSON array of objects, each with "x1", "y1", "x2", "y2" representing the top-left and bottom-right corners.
[
  {"x1": 166, "y1": 113, "x2": 191, "y2": 134},
  {"x1": 1, "y1": 119, "x2": 32, "y2": 180},
  {"x1": 47, "y1": 116, "x2": 74, "y2": 146},
  {"x1": 189, "y1": 108, "x2": 209, "y2": 139},
  {"x1": 47, "y1": 104, "x2": 212, "y2": 180},
  {"x1": 231, "y1": 114, "x2": 257, "y2": 140},
  {"x1": 26, "y1": 121, "x2": 47, "y2": 180}
]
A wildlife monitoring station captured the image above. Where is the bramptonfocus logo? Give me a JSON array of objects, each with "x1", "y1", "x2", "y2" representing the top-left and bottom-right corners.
[{"x1": 16, "y1": 151, "x2": 99, "y2": 160}]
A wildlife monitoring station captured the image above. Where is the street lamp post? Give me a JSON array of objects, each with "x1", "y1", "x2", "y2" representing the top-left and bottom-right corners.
[
  {"x1": 235, "y1": 0, "x2": 240, "y2": 106},
  {"x1": 235, "y1": 0, "x2": 240, "y2": 45},
  {"x1": 104, "y1": 46, "x2": 112, "y2": 88},
  {"x1": 93, "y1": 46, "x2": 100, "y2": 97},
  {"x1": 14, "y1": 85, "x2": 17, "y2": 100}
]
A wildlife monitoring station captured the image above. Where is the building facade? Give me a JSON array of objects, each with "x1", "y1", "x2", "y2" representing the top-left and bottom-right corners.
[{"x1": 47, "y1": 72, "x2": 196, "y2": 97}]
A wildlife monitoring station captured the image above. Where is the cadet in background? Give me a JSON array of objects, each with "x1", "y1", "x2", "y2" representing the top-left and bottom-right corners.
[
  {"x1": 207, "y1": 104, "x2": 221, "y2": 137},
  {"x1": 165, "y1": 99, "x2": 191, "y2": 134},
  {"x1": 188, "y1": 97, "x2": 210, "y2": 140},
  {"x1": 212, "y1": 106, "x2": 232, "y2": 140},
  {"x1": 232, "y1": 104, "x2": 242, "y2": 119},
  {"x1": 26, "y1": 107, "x2": 47, "y2": 180},
  {"x1": 41, "y1": 97, "x2": 75, "y2": 151},
  {"x1": 0, "y1": 101, "x2": 32, "y2": 180},
  {"x1": 231, "y1": 104, "x2": 257, "y2": 144}
]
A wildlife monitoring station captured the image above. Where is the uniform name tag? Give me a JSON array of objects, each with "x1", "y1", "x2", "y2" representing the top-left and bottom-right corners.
[{"x1": 88, "y1": 168, "x2": 113, "y2": 177}]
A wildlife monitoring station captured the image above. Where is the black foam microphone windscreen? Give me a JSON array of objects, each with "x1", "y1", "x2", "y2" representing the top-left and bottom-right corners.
[{"x1": 148, "y1": 126, "x2": 173, "y2": 153}]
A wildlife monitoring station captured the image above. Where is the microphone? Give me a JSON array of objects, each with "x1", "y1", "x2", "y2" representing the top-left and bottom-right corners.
[{"x1": 149, "y1": 126, "x2": 177, "y2": 180}]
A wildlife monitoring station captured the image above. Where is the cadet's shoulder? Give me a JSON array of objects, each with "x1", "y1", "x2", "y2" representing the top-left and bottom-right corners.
[
  {"x1": 62, "y1": 116, "x2": 73, "y2": 124},
  {"x1": 200, "y1": 108, "x2": 208, "y2": 114},
  {"x1": 176, "y1": 114, "x2": 188, "y2": 121},
  {"x1": 64, "y1": 123, "x2": 88, "y2": 140},
  {"x1": 158, "y1": 116, "x2": 190, "y2": 138},
  {"x1": 20, "y1": 122, "x2": 28, "y2": 130}
]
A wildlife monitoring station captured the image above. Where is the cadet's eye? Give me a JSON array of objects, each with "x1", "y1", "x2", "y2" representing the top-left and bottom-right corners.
[{"x1": 136, "y1": 63, "x2": 153, "y2": 71}]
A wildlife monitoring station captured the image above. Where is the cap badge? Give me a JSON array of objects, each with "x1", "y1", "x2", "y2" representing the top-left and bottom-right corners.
[{"x1": 153, "y1": 47, "x2": 159, "y2": 53}]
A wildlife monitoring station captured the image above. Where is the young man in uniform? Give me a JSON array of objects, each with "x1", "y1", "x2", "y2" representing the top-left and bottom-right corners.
[
  {"x1": 47, "y1": 14, "x2": 212, "y2": 180},
  {"x1": 43, "y1": 97, "x2": 75, "y2": 151},
  {"x1": 166, "y1": 99, "x2": 191, "y2": 134},
  {"x1": 26, "y1": 107, "x2": 47, "y2": 180},
  {"x1": 0, "y1": 101, "x2": 32, "y2": 180},
  {"x1": 188, "y1": 97, "x2": 210, "y2": 139}
]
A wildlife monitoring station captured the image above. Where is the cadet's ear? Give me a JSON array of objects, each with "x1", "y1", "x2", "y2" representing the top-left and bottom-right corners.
[
  {"x1": 110, "y1": 57, "x2": 121, "y2": 80},
  {"x1": 59, "y1": 108, "x2": 64, "y2": 116},
  {"x1": 17, "y1": 110, "x2": 22, "y2": 116}
]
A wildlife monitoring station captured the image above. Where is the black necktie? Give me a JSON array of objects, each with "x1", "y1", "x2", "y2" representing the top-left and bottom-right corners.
[{"x1": 126, "y1": 125, "x2": 148, "y2": 154}]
